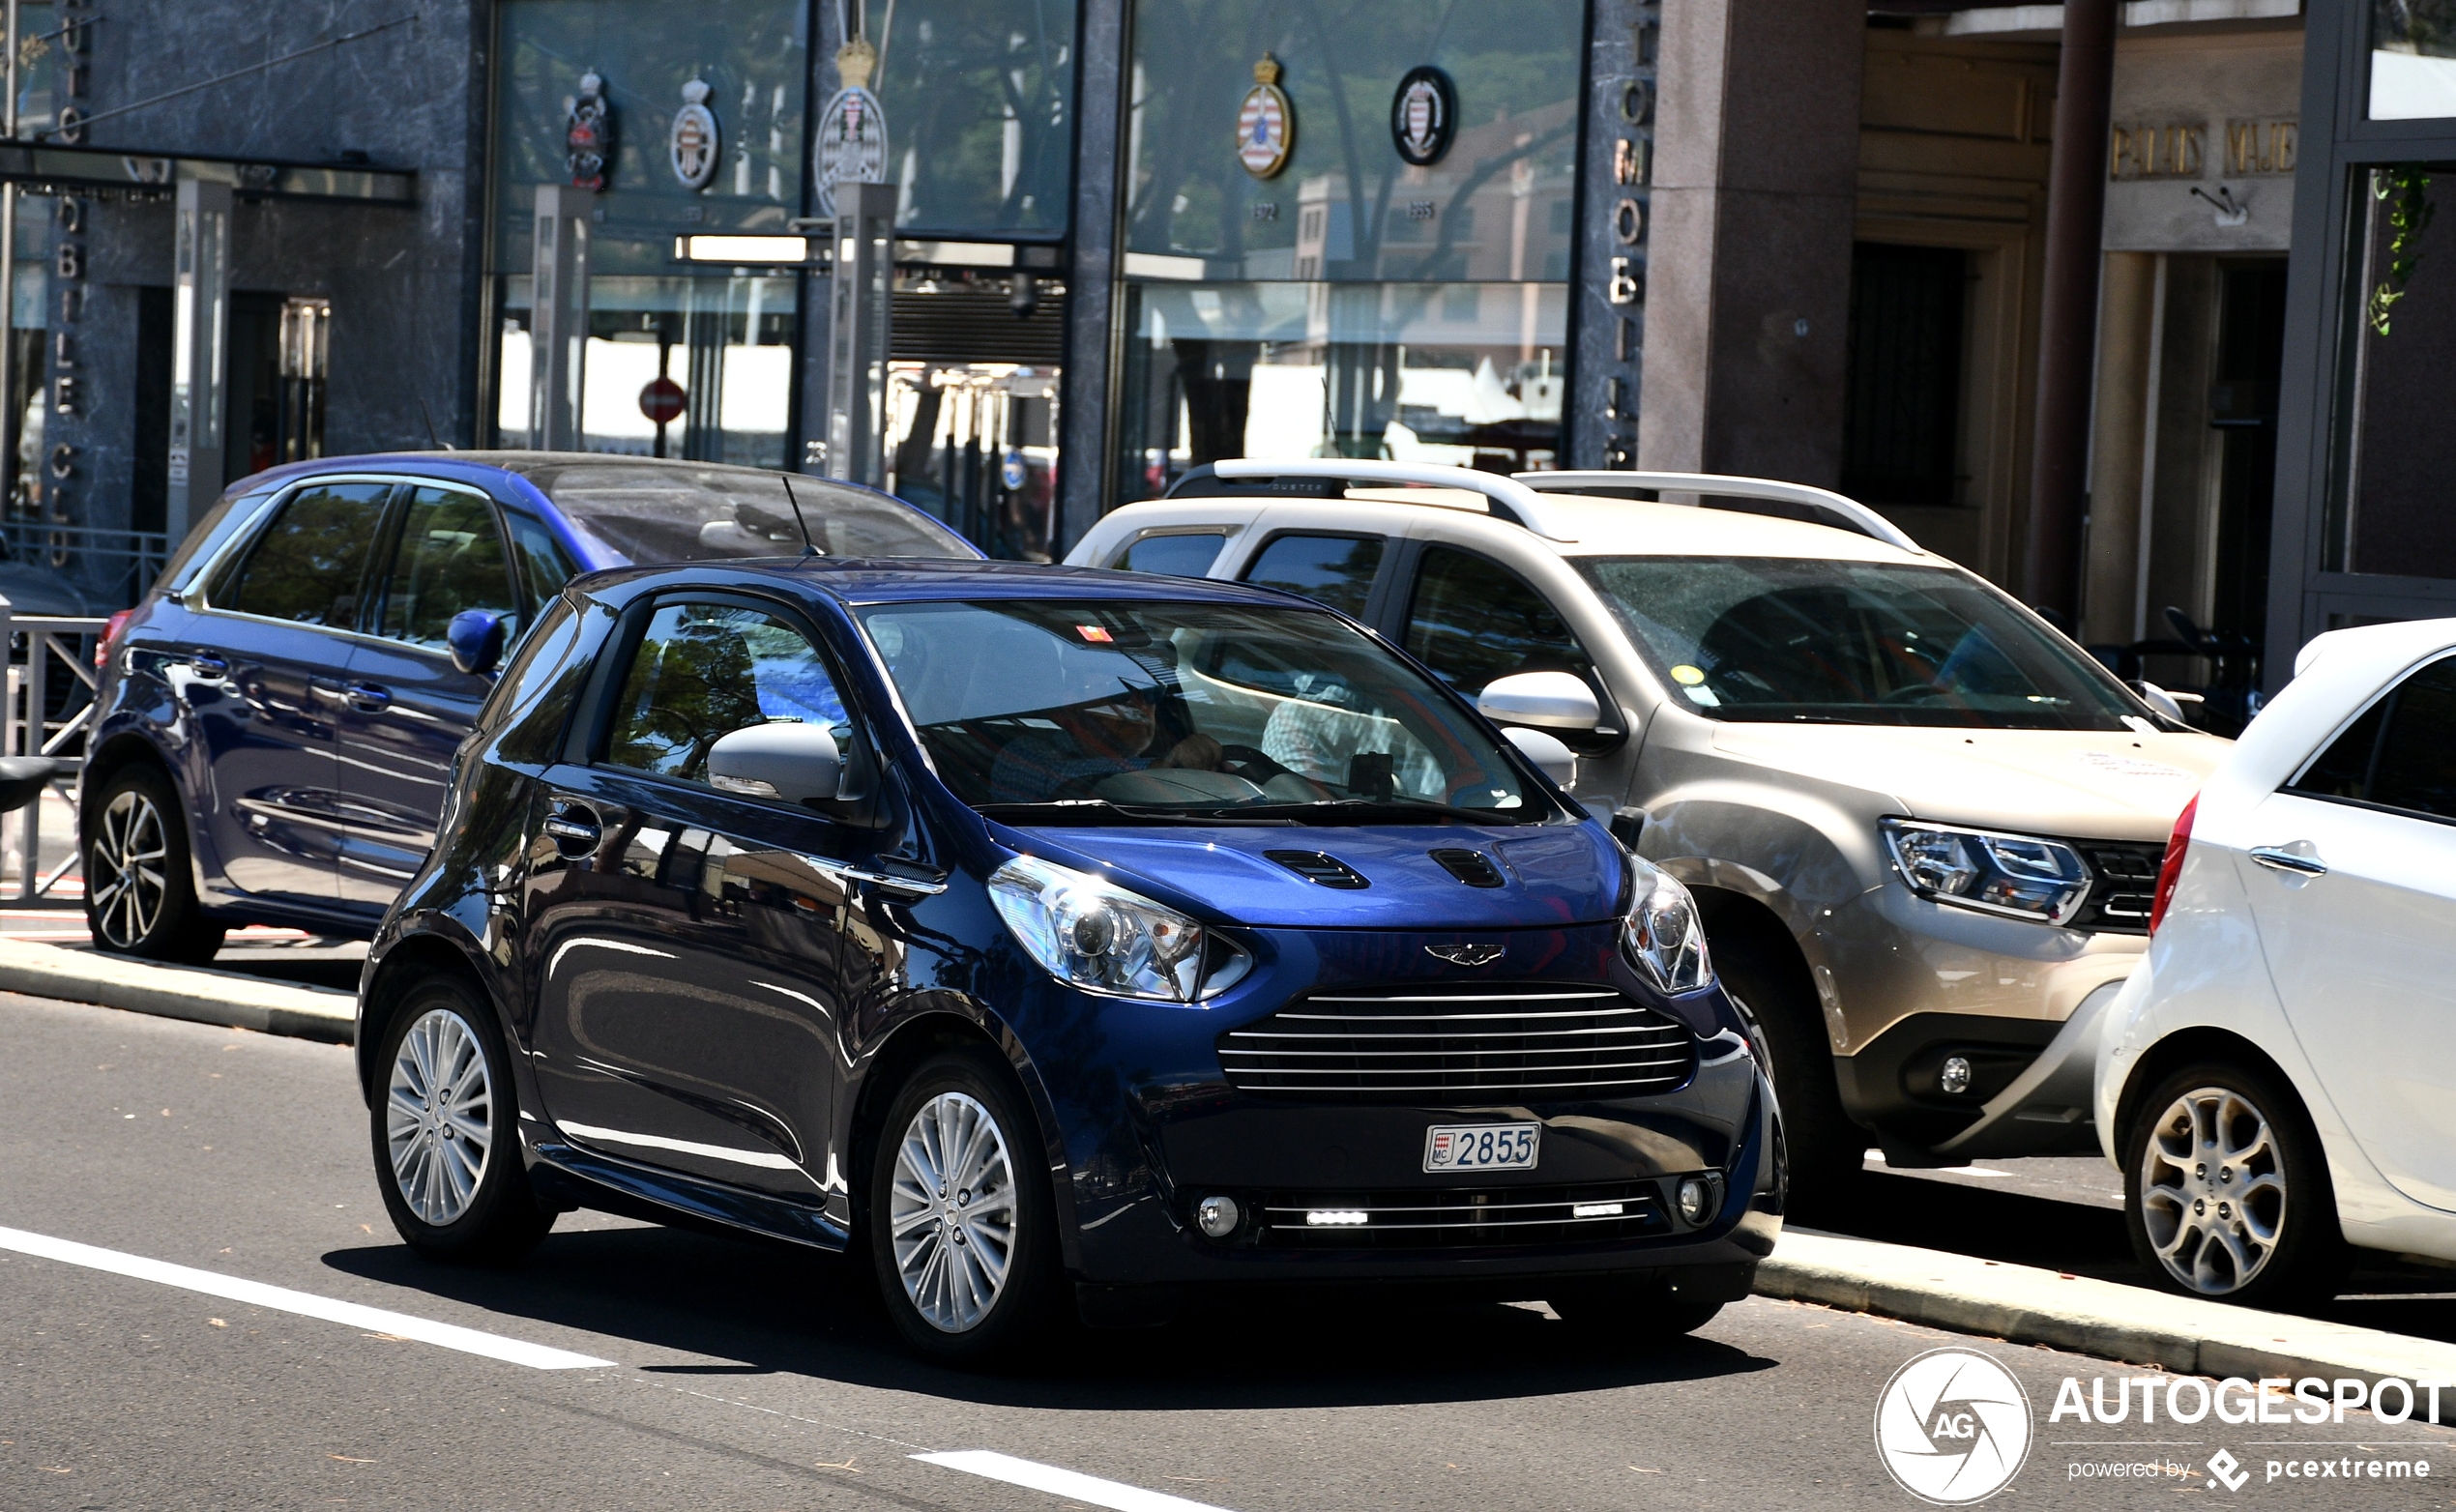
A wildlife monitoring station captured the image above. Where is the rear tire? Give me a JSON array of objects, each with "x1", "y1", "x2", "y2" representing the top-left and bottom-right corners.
[
  {"x1": 1715, "y1": 938, "x2": 1862, "y2": 1215},
  {"x1": 370, "y1": 974, "x2": 554, "y2": 1265},
  {"x1": 866, "y1": 1045, "x2": 1063, "y2": 1364},
  {"x1": 83, "y1": 765, "x2": 224, "y2": 965},
  {"x1": 2121, "y1": 1059, "x2": 2346, "y2": 1307}
]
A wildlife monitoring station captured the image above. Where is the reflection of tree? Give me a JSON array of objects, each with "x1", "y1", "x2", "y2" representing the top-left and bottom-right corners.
[
  {"x1": 2382, "y1": 0, "x2": 2456, "y2": 57},
  {"x1": 607, "y1": 613, "x2": 766, "y2": 780},
  {"x1": 876, "y1": 0, "x2": 1071, "y2": 233}
]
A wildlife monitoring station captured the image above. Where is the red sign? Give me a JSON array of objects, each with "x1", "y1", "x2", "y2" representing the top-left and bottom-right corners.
[{"x1": 638, "y1": 376, "x2": 686, "y2": 425}]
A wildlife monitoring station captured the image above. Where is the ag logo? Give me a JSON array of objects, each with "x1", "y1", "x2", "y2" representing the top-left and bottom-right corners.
[{"x1": 1874, "y1": 1349, "x2": 2032, "y2": 1504}]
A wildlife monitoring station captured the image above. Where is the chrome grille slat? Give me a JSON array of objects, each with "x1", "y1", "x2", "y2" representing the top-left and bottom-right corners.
[
  {"x1": 1269, "y1": 1008, "x2": 1652, "y2": 1022},
  {"x1": 1251, "y1": 1180, "x2": 1668, "y2": 1248},
  {"x1": 1221, "y1": 1032, "x2": 1683, "y2": 1051},
  {"x1": 1221, "y1": 1056, "x2": 1693, "y2": 1072},
  {"x1": 1306, "y1": 992, "x2": 1620, "y2": 1003}
]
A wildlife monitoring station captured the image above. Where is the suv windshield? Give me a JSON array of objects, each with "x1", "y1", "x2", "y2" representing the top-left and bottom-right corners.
[
  {"x1": 1575, "y1": 556, "x2": 2146, "y2": 731},
  {"x1": 858, "y1": 598, "x2": 1551, "y2": 823},
  {"x1": 513, "y1": 461, "x2": 975, "y2": 564}
]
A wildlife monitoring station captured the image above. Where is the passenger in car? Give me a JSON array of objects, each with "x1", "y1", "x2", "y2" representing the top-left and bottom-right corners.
[{"x1": 987, "y1": 689, "x2": 1227, "y2": 802}]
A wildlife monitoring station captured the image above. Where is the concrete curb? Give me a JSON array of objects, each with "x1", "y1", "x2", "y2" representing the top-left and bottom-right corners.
[
  {"x1": 0, "y1": 937, "x2": 356, "y2": 1044},
  {"x1": 1761, "y1": 1229, "x2": 2456, "y2": 1418}
]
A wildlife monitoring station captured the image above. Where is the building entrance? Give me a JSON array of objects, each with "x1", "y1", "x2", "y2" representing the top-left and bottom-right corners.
[{"x1": 882, "y1": 273, "x2": 1066, "y2": 561}]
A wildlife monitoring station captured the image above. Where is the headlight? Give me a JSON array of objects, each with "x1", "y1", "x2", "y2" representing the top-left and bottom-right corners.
[
  {"x1": 1881, "y1": 819, "x2": 2091, "y2": 925},
  {"x1": 988, "y1": 856, "x2": 1248, "y2": 1003},
  {"x1": 1622, "y1": 855, "x2": 1712, "y2": 994}
]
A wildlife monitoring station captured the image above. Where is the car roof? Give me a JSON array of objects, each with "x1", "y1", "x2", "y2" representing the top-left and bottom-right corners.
[
  {"x1": 592, "y1": 556, "x2": 1336, "y2": 610},
  {"x1": 217, "y1": 451, "x2": 913, "y2": 510}
]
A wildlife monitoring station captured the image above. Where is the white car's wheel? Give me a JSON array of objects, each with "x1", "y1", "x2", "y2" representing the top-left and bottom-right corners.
[{"x1": 2122, "y1": 1061, "x2": 2344, "y2": 1305}]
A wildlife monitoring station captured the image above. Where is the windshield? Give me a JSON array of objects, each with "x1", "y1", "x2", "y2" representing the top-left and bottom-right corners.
[
  {"x1": 858, "y1": 598, "x2": 1552, "y2": 823},
  {"x1": 513, "y1": 461, "x2": 976, "y2": 565},
  {"x1": 1575, "y1": 557, "x2": 2146, "y2": 731}
]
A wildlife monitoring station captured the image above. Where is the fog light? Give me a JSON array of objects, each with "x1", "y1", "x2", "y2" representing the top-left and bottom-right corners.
[
  {"x1": 1304, "y1": 1209, "x2": 1368, "y2": 1227},
  {"x1": 1676, "y1": 1177, "x2": 1714, "y2": 1225},
  {"x1": 1194, "y1": 1194, "x2": 1241, "y2": 1238},
  {"x1": 1940, "y1": 1055, "x2": 1974, "y2": 1095}
]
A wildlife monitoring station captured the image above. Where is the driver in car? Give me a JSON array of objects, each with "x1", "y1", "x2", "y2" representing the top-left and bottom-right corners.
[{"x1": 988, "y1": 685, "x2": 1225, "y2": 803}]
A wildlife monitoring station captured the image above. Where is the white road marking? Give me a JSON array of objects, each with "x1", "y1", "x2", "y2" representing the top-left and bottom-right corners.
[
  {"x1": 0, "y1": 1224, "x2": 613, "y2": 1370},
  {"x1": 915, "y1": 1450, "x2": 1236, "y2": 1512}
]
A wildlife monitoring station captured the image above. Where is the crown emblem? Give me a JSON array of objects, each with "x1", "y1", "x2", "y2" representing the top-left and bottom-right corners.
[
  {"x1": 837, "y1": 37, "x2": 877, "y2": 93},
  {"x1": 1253, "y1": 52, "x2": 1281, "y2": 86}
]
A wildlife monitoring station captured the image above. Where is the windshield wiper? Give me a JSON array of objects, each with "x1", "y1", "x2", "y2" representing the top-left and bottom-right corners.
[
  {"x1": 973, "y1": 800, "x2": 1298, "y2": 827},
  {"x1": 1182, "y1": 799, "x2": 1537, "y2": 827}
]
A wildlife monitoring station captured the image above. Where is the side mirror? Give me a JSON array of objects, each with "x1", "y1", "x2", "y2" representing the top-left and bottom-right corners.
[
  {"x1": 447, "y1": 609, "x2": 509, "y2": 677},
  {"x1": 1478, "y1": 671, "x2": 1605, "y2": 734},
  {"x1": 1503, "y1": 726, "x2": 1578, "y2": 791},
  {"x1": 708, "y1": 721, "x2": 845, "y2": 807}
]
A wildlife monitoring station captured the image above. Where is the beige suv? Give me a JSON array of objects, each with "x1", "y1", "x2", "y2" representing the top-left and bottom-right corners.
[{"x1": 1068, "y1": 459, "x2": 2226, "y2": 1199}]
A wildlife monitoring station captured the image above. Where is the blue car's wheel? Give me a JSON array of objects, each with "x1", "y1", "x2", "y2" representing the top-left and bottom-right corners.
[{"x1": 83, "y1": 767, "x2": 223, "y2": 964}]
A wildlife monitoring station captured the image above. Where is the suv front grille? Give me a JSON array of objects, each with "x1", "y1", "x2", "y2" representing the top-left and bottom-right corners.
[
  {"x1": 1253, "y1": 1180, "x2": 1668, "y2": 1248},
  {"x1": 2071, "y1": 840, "x2": 2166, "y2": 934},
  {"x1": 1216, "y1": 984, "x2": 1696, "y2": 1102}
]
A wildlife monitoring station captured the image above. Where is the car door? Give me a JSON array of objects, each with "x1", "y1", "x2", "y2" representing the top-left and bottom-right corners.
[
  {"x1": 332, "y1": 482, "x2": 524, "y2": 914},
  {"x1": 2239, "y1": 651, "x2": 2456, "y2": 1210},
  {"x1": 519, "y1": 595, "x2": 864, "y2": 1205},
  {"x1": 184, "y1": 479, "x2": 395, "y2": 907}
]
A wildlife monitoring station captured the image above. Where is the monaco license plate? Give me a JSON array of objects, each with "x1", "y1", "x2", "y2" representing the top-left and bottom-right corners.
[{"x1": 1423, "y1": 1122, "x2": 1540, "y2": 1173}]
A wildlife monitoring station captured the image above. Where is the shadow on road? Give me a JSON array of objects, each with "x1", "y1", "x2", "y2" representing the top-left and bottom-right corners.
[{"x1": 322, "y1": 1222, "x2": 1777, "y2": 1408}]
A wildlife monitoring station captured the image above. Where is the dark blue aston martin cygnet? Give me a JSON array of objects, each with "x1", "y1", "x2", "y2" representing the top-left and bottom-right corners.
[{"x1": 357, "y1": 556, "x2": 1780, "y2": 1360}]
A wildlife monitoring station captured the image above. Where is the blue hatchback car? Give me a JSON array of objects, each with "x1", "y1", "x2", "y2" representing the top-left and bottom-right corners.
[
  {"x1": 81, "y1": 452, "x2": 974, "y2": 961},
  {"x1": 354, "y1": 555, "x2": 1780, "y2": 1359}
]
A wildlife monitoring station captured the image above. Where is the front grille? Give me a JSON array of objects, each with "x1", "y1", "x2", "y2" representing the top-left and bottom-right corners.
[
  {"x1": 1253, "y1": 1180, "x2": 1668, "y2": 1248},
  {"x1": 1217, "y1": 983, "x2": 1696, "y2": 1102},
  {"x1": 2071, "y1": 839, "x2": 2165, "y2": 933}
]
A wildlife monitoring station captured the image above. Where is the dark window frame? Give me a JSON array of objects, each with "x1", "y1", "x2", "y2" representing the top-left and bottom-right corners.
[{"x1": 2282, "y1": 650, "x2": 2456, "y2": 826}]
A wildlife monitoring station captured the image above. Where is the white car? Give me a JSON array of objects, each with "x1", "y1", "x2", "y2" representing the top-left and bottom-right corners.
[{"x1": 2095, "y1": 617, "x2": 2456, "y2": 1303}]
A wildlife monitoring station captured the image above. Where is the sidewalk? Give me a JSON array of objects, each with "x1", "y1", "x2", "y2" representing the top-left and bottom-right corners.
[{"x1": 0, "y1": 935, "x2": 354, "y2": 1042}]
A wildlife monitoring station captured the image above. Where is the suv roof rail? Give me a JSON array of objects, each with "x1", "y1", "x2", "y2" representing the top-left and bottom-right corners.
[
  {"x1": 1515, "y1": 470, "x2": 1923, "y2": 554},
  {"x1": 1166, "y1": 458, "x2": 1921, "y2": 554}
]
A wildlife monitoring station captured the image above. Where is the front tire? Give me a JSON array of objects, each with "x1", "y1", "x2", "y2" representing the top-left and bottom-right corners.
[
  {"x1": 866, "y1": 1046, "x2": 1062, "y2": 1363},
  {"x1": 2122, "y1": 1060, "x2": 2345, "y2": 1306},
  {"x1": 83, "y1": 765, "x2": 224, "y2": 964},
  {"x1": 1717, "y1": 943, "x2": 1862, "y2": 1213},
  {"x1": 370, "y1": 975, "x2": 553, "y2": 1265}
]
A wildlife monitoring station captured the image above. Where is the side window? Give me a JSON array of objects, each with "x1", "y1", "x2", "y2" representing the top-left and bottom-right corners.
[
  {"x1": 1118, "y1": 531, "x2": 1226, "y2": 577},
  {"x1": 215, "y1": 481, "x2": 393, "y2": 628},
  {"x1": 506, "y1": 509, "x2": 582, "y2": 620},
  {"x1": 379, "y1": 486, "x2": 517, "y2": 650},
  {"x1": 2368, "y1": 656, "x2": 2456, "y2": 820},
  {"x1": 478, "y1": 597, "x2": 581, "y2": 737},
  {"x1": 1403, "y1": 545, "x2": 1595, "y2": 697},
  {"x1": 1240, "y1": 533, "x2": 1385, "y2": 618},
  {"x1": 2287, "y1": 700, "x2": 2387, "y2": 802},
  {"x1": 600, "y1": 602, "x2": 848, "y2": 785}
]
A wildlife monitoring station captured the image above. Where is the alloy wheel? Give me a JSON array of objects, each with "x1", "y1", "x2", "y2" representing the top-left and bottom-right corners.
[
  {"x1": 89, "y1": 788, "x2": 169, "y2": 949},
  {"x1": 2138, "y1": 1084, "x2": 2287, "y2": 1294},
  {"x1": 888, "y1": 1090, "x2": 1019, "y2": 1333},
  {"x1": 386, "y1": 1008, "x2": 495, "y2": 1227}
]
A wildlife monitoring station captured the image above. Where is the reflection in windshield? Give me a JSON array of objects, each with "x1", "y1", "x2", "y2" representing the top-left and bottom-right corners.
[
  {"x1": 857, "y1": 598, "x2": 1545, "y2": 821},
  {"x1": 507, "y1": 460, "x2": 977, "y2": 565},
  {"x1": 1575, "y1": 557, "x2": 2146, "y2": 731}
]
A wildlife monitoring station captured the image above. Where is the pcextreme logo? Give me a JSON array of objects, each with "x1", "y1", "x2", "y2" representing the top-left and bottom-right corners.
[{"x1": 1874, "y1": 1349, "x2": 2034, "y2": 1504}]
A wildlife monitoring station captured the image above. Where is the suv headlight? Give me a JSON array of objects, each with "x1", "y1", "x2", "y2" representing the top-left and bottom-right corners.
[
  {"x1": 1881, "y1": 819, "x2": 2091, "y2": 925},
  {"x1": 988, "y1": 856, "x2": 1249, "y2": 1003},
  {"x1": 1623, "y1": 856, "x2": 1712, "y2": 994}
]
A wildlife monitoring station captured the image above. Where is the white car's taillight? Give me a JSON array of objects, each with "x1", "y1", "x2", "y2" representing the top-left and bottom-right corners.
[{"x1": 2147, "y1": 794, "x2": 2198, "y2": 937}]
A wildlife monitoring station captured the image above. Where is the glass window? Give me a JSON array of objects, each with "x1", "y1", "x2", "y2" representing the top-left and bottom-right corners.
[
  {"x1": 379, "y1": 487, "x2": 517, "y2": 650},
  {"x1": 2372, "y1": 2, "x2": 2456, "y2": 119},
  {"x1": 2368, "y1": 656, "x2": 2456, "y2": 818},
  {"x1": 873, "y1": 0, "x2": 1074, "y2": 236},
  {"x1": 505, "y1": 510, "x2": 582, "y2": 619},
  {"x1": 2331, "y1": 165, "x2": 2456, "y2": 579},
  {"x1": 1843, "y1": 244, "x2": 1967, "y2": 508},
  {"x1": 602, "y1": 602, "x2": 847, "y2": 783},
  {"x1": 1242, "y1": 534, "x2": 1384, "y2": 618},
  {"x1": 1118, "y1": 532, "x2": 1226, "y2": 577},
  {"x1": 1405, "y1": 546, "x2": 1593, "y2": 698},
  {"x1": 2288, "y1": 699, "x2": 2388, "y2": 801},
  {"x1": 1576, "y1": 556, "x2": 2146, "y2": 731},
  {"x1": 858, "y1": 597, "x2": 1550, "y2": 819},
  {"x1": 510, "y1": 458, "x2": 972, "y2": 564},
  {"x1": 216, "y1": 481, "x2": 393, "y2": 628},
  {"x1": 480, "y1": 597, "x2": 583, "y2": 738}
]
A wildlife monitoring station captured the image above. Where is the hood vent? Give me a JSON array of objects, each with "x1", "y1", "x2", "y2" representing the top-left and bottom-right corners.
[
  {"x1": 1266, "y1": 850, "x2": 1370, "y2": 888},
  {"x1": 1430, "y1": 848, "x2": 1506, "y2": 887}
]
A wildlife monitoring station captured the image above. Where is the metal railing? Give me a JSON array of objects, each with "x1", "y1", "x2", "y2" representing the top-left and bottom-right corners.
[
  {"x1": 2, "y1": 610, "x2": 106, "y2": 901},
  {"x1": 0, "y1": 521, "x2": 169, "y2": 611}
]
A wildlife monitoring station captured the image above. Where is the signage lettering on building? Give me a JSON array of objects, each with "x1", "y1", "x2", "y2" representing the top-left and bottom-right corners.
[
  {"x1": 2109, "y1": 123, "x2": 2205, "y2": 180},
  {"x1": 2224, "y1": 118, "x2": 2297, "y2": 176}
]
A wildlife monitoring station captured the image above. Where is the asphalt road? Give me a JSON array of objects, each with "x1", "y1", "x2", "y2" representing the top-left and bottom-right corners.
[{"x1": 5, "y1": 994, "x2": 2451, "y2": 1511}]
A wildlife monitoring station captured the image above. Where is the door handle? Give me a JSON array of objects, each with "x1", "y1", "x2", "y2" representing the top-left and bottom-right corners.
[
  {"x1": 189, "y1": 654, "x2": 228, "y2": 679},
  {"x1": 2249, "y1": 845, "x2": 2327, "y2": 877},
  {"x1": 542, "y1": 805, "x2": 601, "y2": 857},
  {"x1": 345, "y1": 682, "x2": 393, "y2": 712}
]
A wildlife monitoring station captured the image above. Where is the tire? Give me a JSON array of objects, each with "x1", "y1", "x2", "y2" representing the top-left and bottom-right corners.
[
  {"x1": 866, "y1": 1045, "x2": 1063, "y2": 1364},
  {"x1": 2121, "y1": 1060, "x2": 2347, "y2": 1307},
  {"x1": 370, "y1": 974, "x2": 554, "y2": 1265},
  {"x1": 1548, "y1": 1281, "x2": 1723, "y2": 1342},
  {"x1": 1715, "y1": 939, "x2": 1862, "y2": 1213},
  {"x1": 83, "y1": 765, "x2": 225, "y2": 965}
]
